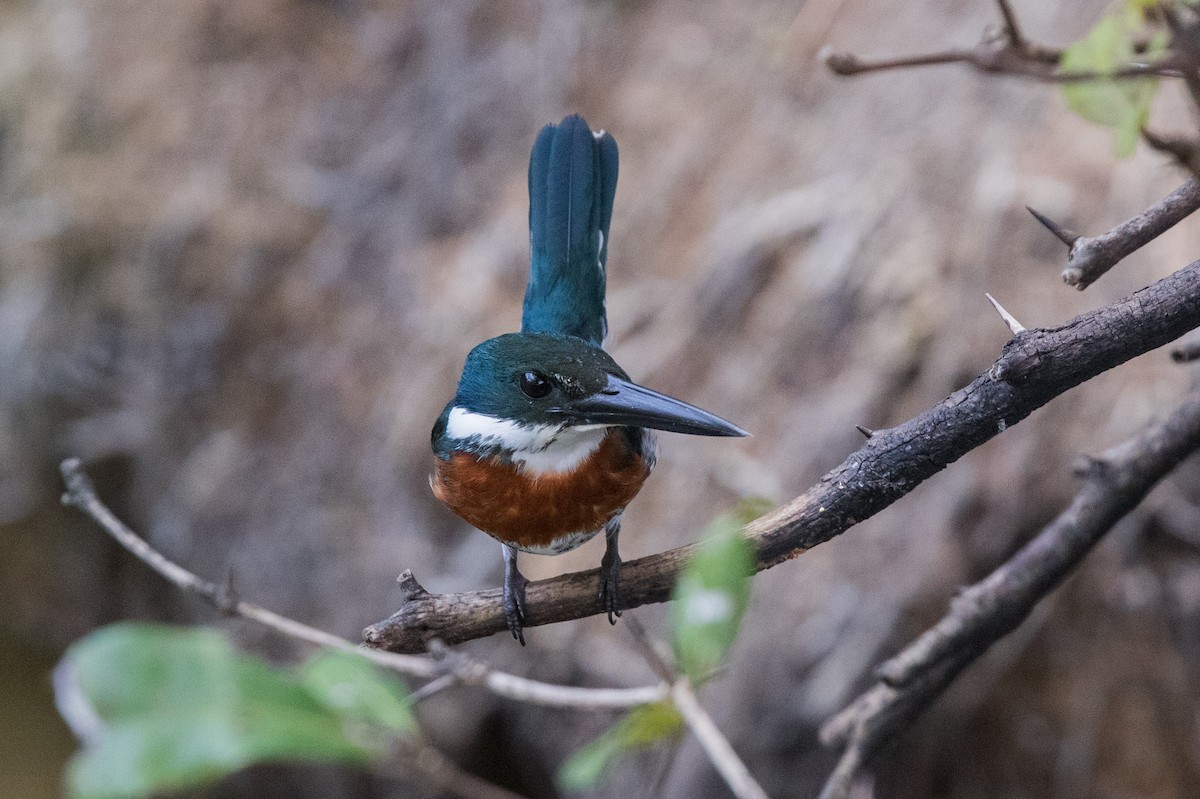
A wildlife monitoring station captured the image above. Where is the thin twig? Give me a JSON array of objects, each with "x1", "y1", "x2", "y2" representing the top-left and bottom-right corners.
[
  {"x1": 58, "y1": 458, "x2": 666, "y2": 711},
  {"x1": 816, "y1": 388, "x2": 1200, "y2": 799},
  {"x1": 624, "y1": 618, "x2": 770, "y2": 799},
  {"x1": 1028, "y1": 179, "x2": 1200, "y2": 290},
  {"x1": 1161, "y1": 5, "x2": 1200, "y2": 121},
  {"x1": 366, "y1": 260, "x2": 1200, "y2": 653},
  {"x1": 823, "y1": 43, "x2": 1178, "y2": 83},
  {"x1": 995, "y1": 0, "x2": 1025, "y2": 49},
  {"x1": 670, "y1": 681, "x2": 770, "y2": 799}
]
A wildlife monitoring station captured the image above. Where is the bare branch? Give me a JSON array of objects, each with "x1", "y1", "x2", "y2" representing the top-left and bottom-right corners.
[
  {"x1": 366, "y1": 260, "x2": 1200, "y2": 653},
  {"x1": 984, "y1": 293, "x2": 1027, "y2": 335},
  {"x1": 624, "y1": 618, "x2": 769, "y2": 799},
  {"x1": 816, "y1": 388, "x2": 1200, "y2": 799},
  {"x1": 670, "y1": 680, "x2": 770, "y2": 799},
  {"x1": 1160, "y1": 5, "x2": 1200, "y2": 119},
  {"x1": 1028, "y1": 179, "x2": 1200, "y2": 290},
  {"x1": 58, "y1": 458, "x2": 666, "y2": 711},
  {"x1": 822, "y1": 41, "x2": 1178, "y2": 83},
  {"x1": 995, "y1": 0, "x2": 1025, "y2": 50}
]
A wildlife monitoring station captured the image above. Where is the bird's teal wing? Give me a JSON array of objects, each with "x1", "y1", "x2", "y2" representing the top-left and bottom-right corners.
[{"x1": 522, "y1": 114, "x2": 618, "y2": 346}]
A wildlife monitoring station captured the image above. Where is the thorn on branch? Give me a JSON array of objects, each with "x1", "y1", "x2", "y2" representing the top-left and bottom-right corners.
[
  {"x1": 855, "y1": 425, "x2": 874, "y2": 439},
  {"x1": 985, "y1": 293, "x2": 1027, "y2": 335},
  {"x1": 1025, "y1": 206, "x2": 1079, "y2": 248},
  {"x1": 818, "y1": 389, "x2": 1200, "y2": 799}
]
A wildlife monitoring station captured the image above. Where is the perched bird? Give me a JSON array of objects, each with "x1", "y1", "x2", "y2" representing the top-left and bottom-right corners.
[{"x1": 431, "y1": 115, "x2": 747, "y2": 644}]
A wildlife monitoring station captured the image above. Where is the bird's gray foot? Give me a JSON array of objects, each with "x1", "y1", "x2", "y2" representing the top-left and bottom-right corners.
[
  {"x1": 502, "y1": 545, "x2": 529, "y2": 645},
  {"x1": 600, "y1": 522, "x2": 622, "y2": 624}
]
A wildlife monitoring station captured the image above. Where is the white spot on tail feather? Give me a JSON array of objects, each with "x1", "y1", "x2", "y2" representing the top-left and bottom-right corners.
[{"x1": 445, "y1": 407, "x2": 606, "y2": 475}]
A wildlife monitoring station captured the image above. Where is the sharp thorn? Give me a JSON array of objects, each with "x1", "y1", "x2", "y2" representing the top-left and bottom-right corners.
[
  {"x1": 985, "y1": 293, "x2": 1027, "y2": 335},
  {"x1": 854, "y1": 424, "x2": 874, "y2": 438},
  {"x1": 1025, "y1": 206, "x2": 1079, "y2": 248}
]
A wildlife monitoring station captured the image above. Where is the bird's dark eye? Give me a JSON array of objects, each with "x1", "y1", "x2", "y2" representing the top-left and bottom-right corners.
[{"x1": 519, "y1": 371, "x2": 552, "y2": 398}]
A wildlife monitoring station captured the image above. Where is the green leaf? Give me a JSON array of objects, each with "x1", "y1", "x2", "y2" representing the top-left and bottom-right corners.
[
  {"x1": 1059, "y1": 8, "x2": 1165, "y2": 157},
  {"x1": 558, "y1": 701, "x2": 683, "y2": 790},
  {"x1": 56, "y1": 623, "x2": 401, "y2": 799},
  {"x1": 299, "y1": 649, "x2": 415, "y2": 735},
  {"x1": 670, "y1": 499, "x2": 765, "y2": 684}
]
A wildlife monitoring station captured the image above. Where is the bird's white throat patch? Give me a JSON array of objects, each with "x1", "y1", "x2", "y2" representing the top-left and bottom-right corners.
[{"x1": 445, "y1": 407, "x2": 606, "y2": 476}]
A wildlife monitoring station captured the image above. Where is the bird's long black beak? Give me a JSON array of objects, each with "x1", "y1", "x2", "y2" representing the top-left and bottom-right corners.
[{"x1": 552, "y1": 374, "x2": 748, "y2": 437}]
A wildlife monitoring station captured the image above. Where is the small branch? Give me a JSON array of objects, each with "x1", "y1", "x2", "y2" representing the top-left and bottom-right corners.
[
  {"x1": 985, "y1": 293, "x2": 1027, "y2": 335},
  {"x1": 59, "y1": 458, "x2": 665, "y2": 711},
  {"x1": 816, "y1": 388, "x2": 1200, "y2": 799},
  {"x1": 366, "y1": 260, "x2": 1200, "y2": 653},
  {"x1": 1028, "y1": 179, "x2": 1200, "y2": 290},
  {"x1": 823, "y1": 41, "x2": 1178, "y2": 83},
  {"x1": 625, "y1": 618, "x2": 769, "y2": 799},
  {"x1": 670, "y1": 681, "x2": 770, "y2": 799},
  {"x1": 1161, "y1": 5, "x2": 1200, "y2": 121},
  {"x1": 995, "y1": 0, "x2": 1025, "y2": 50}
]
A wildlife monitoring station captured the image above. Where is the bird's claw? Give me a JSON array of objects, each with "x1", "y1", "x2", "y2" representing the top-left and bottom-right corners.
[
  {"x1": 599, "y1": 555, "x2": 622, "y2": 625},
  {"x1": 503, "y1": 569, "x2": 529, "y2": 646}
]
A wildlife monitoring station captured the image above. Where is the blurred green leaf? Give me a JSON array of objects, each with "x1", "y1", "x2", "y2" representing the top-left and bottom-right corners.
[
  {"x1": 558, "y1": 701, "x2": 683, "y2": 790},
  {"x1": 1059, "y1": 7, "x2": 1166, "y2": 157},
  {"x1": 669, "y1": 499, "x2": 765, "y2": 684},
  {"x1": 56, "y1": 623, "x2": 409, "y2": 799},
  {"x1": 299, "y1": 649, "x2": 415, "y2": 735}
]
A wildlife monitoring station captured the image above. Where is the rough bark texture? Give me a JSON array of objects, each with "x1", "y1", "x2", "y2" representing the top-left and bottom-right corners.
[{"x1": 818, "y1": 387, "x2": 1200, "y2": 799}]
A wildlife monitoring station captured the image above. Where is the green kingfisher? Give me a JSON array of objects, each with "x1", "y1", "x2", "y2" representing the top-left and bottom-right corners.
[{"x1": 431, "y1": 115, "x2": 747, "y2": 644}]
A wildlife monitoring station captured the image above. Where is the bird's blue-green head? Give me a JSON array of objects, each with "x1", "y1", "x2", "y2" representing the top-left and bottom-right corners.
[{"x1": 433, "y1": 332, "x2": 746, "y2": 461}]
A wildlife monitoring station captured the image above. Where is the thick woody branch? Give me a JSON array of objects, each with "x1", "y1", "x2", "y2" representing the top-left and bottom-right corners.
[
  {"x1": 365, "y1": 260, "x2": 1200, "y2": 654},
  {"x1": 1028, "y1": 179, "x2": 1200, "y2": 290},
  {"x1": 815, "y1": 387, "x2": 1200, "y2": 799}
]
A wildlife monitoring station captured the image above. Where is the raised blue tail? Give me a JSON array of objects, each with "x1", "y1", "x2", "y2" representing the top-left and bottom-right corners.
[{"x1": 521, "y1": 115, "x2": 619, "y2": 346}]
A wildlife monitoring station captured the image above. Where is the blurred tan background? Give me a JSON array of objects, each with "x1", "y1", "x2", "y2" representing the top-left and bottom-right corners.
[{"x1": 3, "y1": 0, "x2": 1200, "y2": 797}]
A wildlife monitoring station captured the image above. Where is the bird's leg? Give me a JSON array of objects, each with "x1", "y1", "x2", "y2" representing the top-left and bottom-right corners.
[
  {"x1": 599, "y1": 519, "x2": 622, "y2": 624},
  {"x1": 502, "y1": 544, "x2": 529, "y2": 645}
]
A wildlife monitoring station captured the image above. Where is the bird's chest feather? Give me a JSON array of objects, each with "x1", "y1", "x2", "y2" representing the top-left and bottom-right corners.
[{"x1": 431, "y1": 429, "x2": 651, "y2": 553}]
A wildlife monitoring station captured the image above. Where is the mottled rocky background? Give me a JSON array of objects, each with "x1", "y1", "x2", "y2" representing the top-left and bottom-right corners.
[{"x1": 3, "y1": 0, "x2": 1200, "y2": 797}]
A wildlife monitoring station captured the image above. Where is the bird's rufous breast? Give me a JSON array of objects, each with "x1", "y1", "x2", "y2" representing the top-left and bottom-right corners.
[{"x1": 431, "y1": 429, "x2": 650, "y2": 552}]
